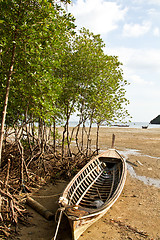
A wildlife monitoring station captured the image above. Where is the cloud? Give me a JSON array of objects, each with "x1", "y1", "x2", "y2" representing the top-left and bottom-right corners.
[
  {"x1": 122, "y1": 21, "x2": 151, "y2": 37},
  {"x1": 148, "y1": 0, "x2": 160, "y2": 5},
  {"x1": 125, "y1": 80, "x2": 160, "y2": 122},
  {"x1": 127, "y1": 49, "x2": 160, "y2": 72},
  {"x1": 153, "y1": 27, "x2": 160, "y2": 36},
  {"x1": 105, "y1": 47, "x2": 160, "y2": 72},
  {"x1": 129, "y1": 74, "x2": 153, "y2": 85},
  {"x1": 68, "y1": 0, "x2": 127, "y2": 34},
  {"x1": 133, "y1": 0, "x2": 160, "y2": 5},
  {"x1": 105, "y1": 46, "x2": 160, "y2": 92},
  {"x1": 105, "y1": 46, "x2": 160, "y2": 121}
]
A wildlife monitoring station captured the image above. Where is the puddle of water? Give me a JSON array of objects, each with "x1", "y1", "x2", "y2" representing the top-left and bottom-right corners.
[
  {"x1": 119, "y1": 148, "x2": 160, "y2": 160},
  {"x1": 119, "y1": 149, "x2": 160, "y2": 189},
  {"x1": 119, "y1": 149, "x2": 141, "y2": 158},
  {"x1": 127, "y1": 164, "x2": 160, "y2": 188},
  {"x1": 143, "y1": 154, "x2": 160, "y2": 160}
]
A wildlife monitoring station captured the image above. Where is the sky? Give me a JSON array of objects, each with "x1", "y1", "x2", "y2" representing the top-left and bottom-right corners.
[{"x1": 67, "y1": 0, "x2": 160, "y2": 122}]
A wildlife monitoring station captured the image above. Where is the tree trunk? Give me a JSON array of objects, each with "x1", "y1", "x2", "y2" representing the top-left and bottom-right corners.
[
  {"x1": 0, "y1": 36, "x2": 17, "y2": 167},
  {"x1": 96, "y1": 123, "x2": 100, "y2": 155},
  {"x1": 31, "y1": 119, "x2": 35, "y2": 145},
  {"x1": 53, "y1": 120, "x2": 56, "y2": 154},
  {"x1": 86, "y1": 111, "x2": 94, "y2": 156},
  {"x1": 62, "y1": 102, "x2": 74, "y2": 158},
  {"x1": 62, "y1": 124, "x2": 66, "y2": 158},
  {"x1": 81, "y1": 121, "x2": 85, "y2": 151},
  {"x1": 66, "y1": 115, "x2": 72, "y2": 157}
]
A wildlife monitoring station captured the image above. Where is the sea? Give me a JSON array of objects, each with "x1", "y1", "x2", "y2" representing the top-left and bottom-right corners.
[{"x1": 69, "y1": 121, "x2": 160, "y2": 129}]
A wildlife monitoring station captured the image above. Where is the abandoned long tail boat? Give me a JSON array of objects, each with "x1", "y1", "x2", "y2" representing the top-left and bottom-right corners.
[{"x1": 53, "y1": 137, "x2": 127, "y2": 240}]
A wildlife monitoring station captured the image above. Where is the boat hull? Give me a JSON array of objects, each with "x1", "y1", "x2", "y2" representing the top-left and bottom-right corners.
[
  {"x1": 69, "y1": 213, "x2": 102, "y2": 240},
  {"x1": 68, "y1": 204, "x2": 115, "y2": 240},
  {"x1": 58, "y1": 148, "x2": 127, "y2": 240}
]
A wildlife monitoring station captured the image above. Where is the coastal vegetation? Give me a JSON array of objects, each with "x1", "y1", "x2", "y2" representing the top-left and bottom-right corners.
[{"x1": 0, "y1": 0, "x2": 129, "y2": 237}]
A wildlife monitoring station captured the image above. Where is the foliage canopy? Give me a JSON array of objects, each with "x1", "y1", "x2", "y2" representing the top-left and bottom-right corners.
[{"x1": 0, "y1": 0, "x2": 130, "y2": 160}]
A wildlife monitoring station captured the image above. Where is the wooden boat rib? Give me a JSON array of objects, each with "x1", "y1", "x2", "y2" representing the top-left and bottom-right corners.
[{"x1": 54, "y1": 146, "x2": 127, "y2": 240}]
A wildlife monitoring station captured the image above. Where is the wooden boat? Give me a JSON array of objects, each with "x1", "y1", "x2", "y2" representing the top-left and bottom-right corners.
[
  {"x1": 142, "y1": 125, "x2": 148, "y2": 129},
  {"x1": 53, "y1": 138, "x2": 127, "y2": 240},
  {"x1": 111, "y1": 124, "x2": 129, "y2": 127}
]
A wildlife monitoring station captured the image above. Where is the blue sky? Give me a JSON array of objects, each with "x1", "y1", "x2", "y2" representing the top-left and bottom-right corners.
[{"x1": 68, "y1": 0, "x2": 160, "y2": 122}]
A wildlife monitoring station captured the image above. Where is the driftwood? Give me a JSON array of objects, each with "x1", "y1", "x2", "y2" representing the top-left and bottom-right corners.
[
  {"x1": 26, "y1": 196, "x2": 54, "y2": 221},
  {"x1": 126, "y1": 160, "x2": 138, "y2": 167},
  {"x1": 31, "y1": 193, "x2": 60, "y2": 199},
  {"x1": 136, "y1": 160, "x2": 143, "y2": 166}
]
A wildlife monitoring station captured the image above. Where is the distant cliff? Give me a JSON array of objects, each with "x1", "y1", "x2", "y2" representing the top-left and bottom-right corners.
[{"x1": 150, "y1": 115, "x2": 160, "y2": 124}]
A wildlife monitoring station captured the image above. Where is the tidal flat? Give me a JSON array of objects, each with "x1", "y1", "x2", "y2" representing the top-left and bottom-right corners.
[{"x1": 17, "y1": 127, "x2": 160, "y2": 240}]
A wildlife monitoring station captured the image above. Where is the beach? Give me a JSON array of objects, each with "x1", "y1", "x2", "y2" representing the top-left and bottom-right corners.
[{"x1": 17, "y1": 127, "x2": 160, "y2": 240}]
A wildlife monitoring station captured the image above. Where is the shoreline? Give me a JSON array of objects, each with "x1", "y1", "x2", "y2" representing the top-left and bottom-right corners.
[{"x1": 68, "y1": 121, "x2": 160, "y2": 129}]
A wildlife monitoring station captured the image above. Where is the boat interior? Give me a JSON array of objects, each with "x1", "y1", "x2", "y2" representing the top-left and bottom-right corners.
[{"x1": 65, "y1": 156, "x2": 123, "y2": 211}]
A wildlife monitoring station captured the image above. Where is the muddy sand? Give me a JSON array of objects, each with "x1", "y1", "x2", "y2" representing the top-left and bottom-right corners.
[{"x1": 17, "y1": 127, "x2": 160, "y2": 240}]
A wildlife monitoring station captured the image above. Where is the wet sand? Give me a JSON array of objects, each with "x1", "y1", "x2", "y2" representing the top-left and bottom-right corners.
[{"x1": 17, "y1": 127, "x2": 160, "y2": 240}]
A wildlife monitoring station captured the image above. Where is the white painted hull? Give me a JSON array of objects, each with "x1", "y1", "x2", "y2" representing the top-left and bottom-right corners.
[{"x1": 58, "y1": 148, "x2": 127, "y2": 240}]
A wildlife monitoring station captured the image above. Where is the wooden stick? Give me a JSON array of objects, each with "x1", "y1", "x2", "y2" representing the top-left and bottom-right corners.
[
  {"x1": 10, "y1": 199, "x2": 18, "y2": 224},
  {"x1": 0, "y1": 188, "x2": 13, "y2": 200},
  {"x1": 4, "y1": 159, "x2": 11, "y2": 190},
  {"x1": 18, "y1": 140, "x2": 24, "y2": 187},
  {"x1": 126, "y1": 160, "x2": 138, "y2": 167},
  {"x1": 30, "y1": 193, "x2": 61, "y2": 198},
  {"x1": 0, "y1": 194, "x2": 3, "y2": 222},
  {"x1": 111, "y1": 134, "x2": 115, "y2": 148},
  {"x1": 26, "y1": 196, "x2": 54, "y2": 221}
]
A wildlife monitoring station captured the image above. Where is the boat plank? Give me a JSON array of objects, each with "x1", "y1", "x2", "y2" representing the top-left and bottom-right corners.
[{"x1": 55, "y1": 147, "x2": 127, "y2": 240}]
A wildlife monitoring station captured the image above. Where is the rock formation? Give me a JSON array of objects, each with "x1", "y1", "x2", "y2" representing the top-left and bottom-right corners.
[{"x1": 150, "y1": 115, "x2": 160, "y2": 124}]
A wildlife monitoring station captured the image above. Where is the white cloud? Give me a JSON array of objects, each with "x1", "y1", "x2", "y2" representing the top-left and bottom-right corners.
[
  {"x1": 125, "y1": 82, "x2": 160, "y2": 122},
  {"x1": 123, "y1": 21, "x2": 151, "y2": 37},
  {"x1": 148, "y1": 0, "x2": 160, "y2": 5},
  {"x1": 147, "y1": 7, "x2": 159, "y2": 16},
  {"x1": 68, "y1": 0, "x2": 127, "y2": 34},
  {"x1": 105, "y1": 47, "x2": 160, "y2": 74},
  {"x1": 127, "y1": 49, "x2": 160, "y2": 72},
  {"x1": 133, "y1": 0, "x2": 160, "y2": 5},
  {"x1": 105, "y1": 46, "x2": 160, "y2": 121},
  {"x1": 153, "y1": 27, "x2": 160, "y2": 36},
  {"x1": 129, "y1": 74, "x2": 153, "y2": 85}
]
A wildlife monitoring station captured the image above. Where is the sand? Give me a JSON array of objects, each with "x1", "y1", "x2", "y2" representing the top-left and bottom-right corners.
[{"x1": 17, "y1": 127, "x2": 160, "y2": 240}]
